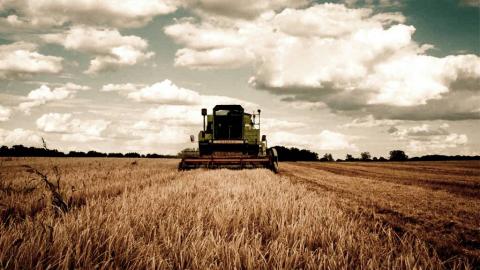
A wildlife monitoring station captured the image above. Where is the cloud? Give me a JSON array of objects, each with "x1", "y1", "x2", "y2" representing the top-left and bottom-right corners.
[
  {"x1": 407, "y1": 133, "x2": 468, "y2": 153},
  {"x1": 105, "y1": 79, "x2": 258, "y2": 110},
  {"x1": 364, "y1": 54, "x2": 480, "y2": 106},
  {"x1": 181, "y1": 0, "x2": 310, "y2": 19},
  {"x1": 261, "y1": 118, "x2": 306, "y2": 132},
  {"x1": 144, "y1": 105, "x2": 201, "y2": 126},
  {"x1": 43, "y1": 26, "x2": 154, "y2": 74},
  {"x1": 101, "y1": 83, "x2": 142, "y2": 92},
  {"x1": 285, "y1": 101, "x2": 327, "y2": 110},
  {"x1": 0, "y1": 105, "x2": 12, "y2": 121},
  {"x1": 459, "y1": 0, "x2": 480, "y2": 7},
  {"x1": 0, "y1": 42, "x2": 62, "y2": 79},
  {"x1": 36, "y1": 113, "x2": 110, "y2": 141},
  {"x1": 270, "y1": 130, "x2": 357, "y2": 151},
  {"x1": 18, "y1": 83, "x2": 89, "y2": 114},
  {"x1": 165, "y1": 3, "x2": 480, "y2": 121},
  {"x1": 114, "y1": 118, "x2": 194, "y2": 154},
  {"x1": 388, "y1": 123, "x2": 468, "y2": 153},
  {"x1": 341, "y1": 0, "x2": 402, "y2": 8},
  {"x1": 122, "y1": 128, "x2": 192, "y2": 154},
  {"x1": 0, "y1": 128, "x2": 43, "y2": 146},
  {"x1": 342, "y1": 115, "x2": 401, "y2": 128},
  {"x1": 174, "y1": 47, "x2": 254, "y2": 69},
  {"x1": 0, "y1": 0, "x2": 177, "y2": 29},
  {"x1": 128, "y1": 80, "x2": 201, "y2": 105},
  {"x1": 388, "y1": 124, "x2": 450, "y2": 138},
  {"x1": 36, "y1": 113, "x2": 72, "y2": 133}
]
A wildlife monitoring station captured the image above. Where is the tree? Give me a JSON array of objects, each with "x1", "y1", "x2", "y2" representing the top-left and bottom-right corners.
[
  {"x1": 360, "y1": 152, "x2": 371, "y2": 161},
  {"x1": 320, "y1": 153, "x2": 334, "y2": 162},
  {"x1": 389, "y1": 150, "x2": 408, "y2": 161},
  {"x1": 345, "y1": 154, "x2": 354, "y2": 161},
  {"x1": 273, "y1": 146, "x2": 319, "y2": 161}
]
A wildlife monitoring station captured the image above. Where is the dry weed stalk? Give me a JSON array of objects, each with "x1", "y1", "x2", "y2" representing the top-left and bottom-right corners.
[{"x1": 22, "y1": 165, "x2": 69, "y2": 214}]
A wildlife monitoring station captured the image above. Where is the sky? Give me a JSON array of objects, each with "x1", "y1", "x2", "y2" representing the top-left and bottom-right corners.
[{"x1": 0, "y1": 0, "x2": 479, "y2": 159}]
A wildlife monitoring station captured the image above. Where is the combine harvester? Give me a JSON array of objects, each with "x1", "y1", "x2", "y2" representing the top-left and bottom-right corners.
[{"x1": 179, "y1": 105, "x2": 279, "y2": 173}]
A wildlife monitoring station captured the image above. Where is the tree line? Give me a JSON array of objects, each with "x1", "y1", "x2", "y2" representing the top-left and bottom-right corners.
[
  {"x1": 323, "y1": 150, "x2": 480, "y2": 162},
  {"x1": 1, "y1": 144, "x2": 478, "y2": 162},
  {"x1": 273, "y1": 147, "x2": 479, "y2": 162},
  {"x1": 273, "y1": 146, "x2": 319, "y2": 161},
  {"x1": 0, "y1": 145, "x2": 175, "y2": 158}
]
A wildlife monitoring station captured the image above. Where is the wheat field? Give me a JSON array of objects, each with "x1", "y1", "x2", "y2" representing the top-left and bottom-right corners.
[{"x1": 0, "y1": 158, "x2": 477, "y2": 269}]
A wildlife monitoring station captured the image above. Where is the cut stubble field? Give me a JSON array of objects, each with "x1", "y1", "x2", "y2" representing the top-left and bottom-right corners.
[{"x1": 0, "y1": 158, "x2": 478, "y2": 269}]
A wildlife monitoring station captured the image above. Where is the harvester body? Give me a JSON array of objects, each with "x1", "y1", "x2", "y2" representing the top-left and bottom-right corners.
[{"x1": 179, "y1": 105, "x2": 278, "y2": 172}]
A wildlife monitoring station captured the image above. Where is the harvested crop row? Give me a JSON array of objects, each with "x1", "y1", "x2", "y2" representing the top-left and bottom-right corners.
[{"x1": 281, "y1": 162, "x2": 479, "y2": 267}]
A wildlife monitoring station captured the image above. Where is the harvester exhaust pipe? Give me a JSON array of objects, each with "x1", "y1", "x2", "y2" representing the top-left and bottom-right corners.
[
  {"x1": 201, "y1": 108, "x2": 207, "y2": 132},
  {"x1": 257, "y1": 109, "x2": 261, "y2": 129}
]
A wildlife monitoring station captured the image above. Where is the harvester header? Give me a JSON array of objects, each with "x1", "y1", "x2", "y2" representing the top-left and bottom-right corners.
[{"x1": 179, "y1": 105, "x2": 278, "y2": 172}]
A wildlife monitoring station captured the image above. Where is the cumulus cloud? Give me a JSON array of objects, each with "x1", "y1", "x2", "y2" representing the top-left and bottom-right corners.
[
  {"x1": 342, "y1": 115, "x2": 401, "y2": 128},
  {"x1": 0, "y1": 128, "x2": 43, "y2": 146},
  {"x1": 270, "y1": 130, "x2": 357, "y2": 151},
  {"x1": 18, "y1": 83, "x2": 89, "y2": 114},
  {"x1": 43, "y1": 26, "x2": 154, "y2": 74},
  {"x1": 174, "y1": 47, "x2": 254, "y2": 70},
  {"x1": 144, "y1": 105, "x2": 200, "y2": 126},
  {"x1": 113, "y1": 118, "x2": 194, "y2": 154},
  {"x1": 128, "y1": 80, "x2": 201, "y2": 105},
  {"x1": 341, "y1": 0, "x2": 402, "y2": 8},
  {"x1": 105, "y1": 79, "x2": 258, "y2": 110},
  {"x1": 0, "y1": 105, "x2": 12, "y2": 121},
  {"x1": 459, "y1": 0, "x2": 480, "y2": 7},
  {"x1": 388, "y1": 124, "x2": 450, "y2": 138},
  {"x1": 101, "y1": 83, "x2": 142, "y2": 92},
  {"x1": 388, "y1": 123, "x2": 468, "y2": 153},
  {"x1": 181, "y1": 0, "x2": 310, "y2": 19},
  {"x1": 36, "y1": 113, "x2": 110, "y2": 141},
  {"x1": 0, "y1": 42, "x2": 62, "y2": 80},
  {"x1": 0, "y1": 0, "x2": 177, "y2": 29},
  {"x1": 261, "y1": 118, "x2": 306, "y2": 132},
  {"x1": 165, "y1": 3, "x2": 480, "y2": 120},
  {"x1": 121, "y1": 127, "x2": 192, "y2": 154},
  {"x1": 407, "y1": 134, "x2": 468, "y2": 153}
]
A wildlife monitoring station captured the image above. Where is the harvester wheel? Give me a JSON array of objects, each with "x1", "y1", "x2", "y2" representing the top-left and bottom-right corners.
[
  {"x1": 268, "y1": 148, "x2": 279, "y2": 173},
  {"x1": 178, "y1": 161, "x2": 184, "y2": 171}
]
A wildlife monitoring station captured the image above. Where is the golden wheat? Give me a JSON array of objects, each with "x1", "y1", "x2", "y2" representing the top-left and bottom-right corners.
[{"x1": 0, "y1": 158, "x2": 474, "y2": 269}]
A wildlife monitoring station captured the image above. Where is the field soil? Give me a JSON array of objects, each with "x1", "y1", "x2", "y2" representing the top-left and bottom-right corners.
[{"x1": 0, "y1": 158, "x2": 478, "y2": 269}]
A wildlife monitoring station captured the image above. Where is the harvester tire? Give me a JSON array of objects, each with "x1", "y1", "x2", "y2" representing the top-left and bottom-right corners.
[
  {"x1": 178, "y1": 161, "x2": 184, "y2": 171},
  {"x1": 268, "y1": 148, "x2": 279, "y2": 173}
]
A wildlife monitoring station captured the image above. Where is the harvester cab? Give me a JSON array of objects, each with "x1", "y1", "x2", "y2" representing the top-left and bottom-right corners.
[{"x1": 179, "y1": 105, "x2": 279, "y2": 173}]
